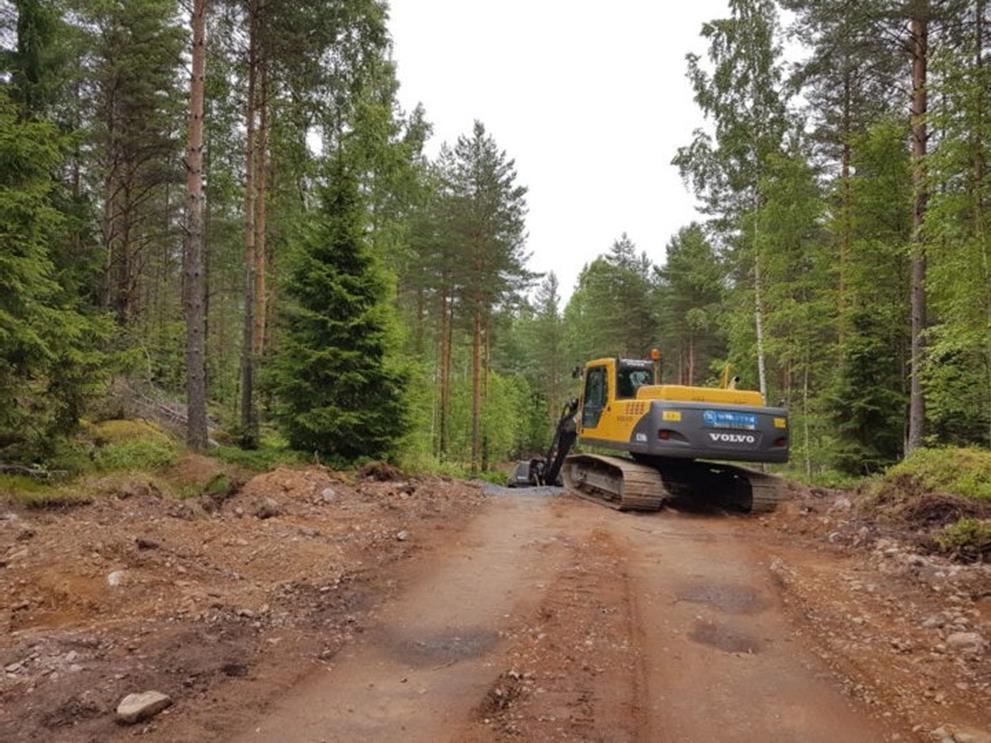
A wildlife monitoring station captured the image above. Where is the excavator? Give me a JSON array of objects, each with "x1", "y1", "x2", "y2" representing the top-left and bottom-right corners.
[{"x1": 509, "y1": 350, "x2": 789, "y2": 513}]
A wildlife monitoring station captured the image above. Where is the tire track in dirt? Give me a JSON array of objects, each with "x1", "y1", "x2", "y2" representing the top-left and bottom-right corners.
[
  {"x1": 461, "y1": 527, "x2": 648, "y2": 741},
  {"x1": 227, "y1": 493, "x2": 900, "y2": 742},
  {"x1": 229, "y1": 495, "x2": 570, "y2": 742},
  {"x1": 611, "y1": 505, "x2": 897, "y2": 742}
]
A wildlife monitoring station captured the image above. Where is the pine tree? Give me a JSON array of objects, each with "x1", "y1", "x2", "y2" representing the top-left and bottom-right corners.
[
  {"x1": 269, "y1": 154, "x2": 406, "y2": 460},
  {"x1": 83, "y1": 0, "x2": 186, "y2": 324},
  {"x1": 782, "y1": 0, "x2": 903, "y2": 343},
  {"x1": 440, "y1": 121, "x2": 529, "y2": 472},
  {"x1": 6, "y1": 0, "x2": 61, "y2": 118}
]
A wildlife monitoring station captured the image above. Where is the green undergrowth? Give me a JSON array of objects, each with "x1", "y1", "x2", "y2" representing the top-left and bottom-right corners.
[
  {"x1": 0, "y1": 474, "x2": 91, "y2": 509},
  {"x1": 213, "y1": 442, "x2": 304, "y2": 472},
  {"x1": 858, "y1": 447, "x2": 991, "y2": 560},
  {"x1": 775, "y1": 466, "x2": 865, "y2": 491},
  {"x1": 397, "y1": 453, "x2": 506, "y2": 485},
  {"x1": 877, "y1": 447, "x2": 991, "y2": 502},
  {"x1": 935, "y1": 517, "x2": 991, "y2": 560},
  {"x1": 1, "y1": 416, "x2": 513, "y2": 509}
]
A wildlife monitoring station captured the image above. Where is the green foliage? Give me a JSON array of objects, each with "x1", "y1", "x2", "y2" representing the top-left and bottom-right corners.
[
  {"x1": 673, "y1": 0, "x2": 788, "y2": 221},
  {"x1": 884, "y1": 448, "x2": 991, "y2": 501},
  {"x1": 93, "y1": 438, "x2": 177, "y2": 472},
  {"x1": 564, "y1": 235, "x2": 657, "y2": 365},
  {"x1": 446, "y1": 371, "x2": 543, "y2": 464},
  {"x1": 0, "y1": 90, "x2": 111, "y2": 456},
  {"x1": 655, "y1": 224, "x2": 726, "y2": 384},
  {"x1": 923, "y1": 39, "x2": 991, "y2": 447},
  {"x1": 823, "y1": 309, "x2": 908, "y2": 475},
  {"x1": 777, "y1": 466, "x2": 864, "y2": 491},
  {"x1": 269, "y1": 155, "x2": 408, "y2": 461},
  {"x1": 935, "y1": 518, "x2": 991, "y2": 559},
  {"x1": 212, "y1": 444, "x2": 304, "y2": 472},
  {"x1": 6, "y1": 0, "x2": 63, "y2": 116}
]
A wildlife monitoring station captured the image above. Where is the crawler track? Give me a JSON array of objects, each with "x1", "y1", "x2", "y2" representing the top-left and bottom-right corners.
[
  {"x1": 562, "y1": 454, "x2": 668, "y2": 511},
  {"x1": 562, "y1": 454, "x2": 786, "y2": 513}
]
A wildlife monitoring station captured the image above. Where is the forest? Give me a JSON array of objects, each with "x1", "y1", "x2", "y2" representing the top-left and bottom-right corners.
[{"x1": 0, "y1": 0, "x2": 989, "y2": 482}]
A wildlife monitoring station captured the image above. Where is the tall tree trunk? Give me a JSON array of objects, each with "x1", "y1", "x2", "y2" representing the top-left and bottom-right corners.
[
  {"x1": 973, "y1": 0, "x2": 991, "y2": 447},
  {"x1": 803, "y1": 352, "x2": 812, "y2": 479},
  {"x1": 753, "y1": 207, "x2": 768, "y2": 399},
  {"x1": 438, "y1": 291, "x2": 451, "y2": 458},
  {"x1": 471, "y1": 300, "x2": 482, "y2": 474},
  {"x1": 907, "y1": 8, "x2": 929, "y2": 454},
  {"x1": 253, "y1": 59, "x2": 269, "y2": 354},
  {"x1": 481, "y1": 314, "x2": 490, "y2": 471},
  {"x1": 239, "y1": 3, "x2": 258, "y2": 442},
  {"x1": 838, "y1": 69, "x2": 853, "y2": 349},
  {"x1": 688, "y1": 334, "x2": 695, "y2": 386},
  {"x1": 414, "y1": 288, "x2": 425, "y2": 356},
  {"x1": 183, "y1": 0, "x2": 208, "y2": 450}
]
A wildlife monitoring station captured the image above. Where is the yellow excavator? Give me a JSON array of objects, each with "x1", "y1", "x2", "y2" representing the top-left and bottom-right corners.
[{"x1": 509, "y1": 350, "x2": 789, "y2": 512}]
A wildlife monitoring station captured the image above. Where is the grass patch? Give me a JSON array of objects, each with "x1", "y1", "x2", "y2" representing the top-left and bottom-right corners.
[
  {"x1": 396, "y1": 454, "x2": 507, "y2": 484},
  {"x1": 212, "y1": 444, "x2": 304, "y2": 472},
  {"x1": 83, "y1": 419, "x2": 171, "y2": 445},
  {"x1": 882, "y1": 447, "x2": 991, "y2": 501},
  {"x1": 775, "y1": 466, "x2": 865, "y2": 490},
  {"x1": 934, "y1": 517, "x2": 991, "y2": 560},
  {"x1": 14, "y1": 489, "x2": 93, "y2": 510},
  {"x1": 0, "y1": 475, "x2": 92, "y2": 509},
  {"x1": 93, "y1": 438, "x2": 177, "y2": 472}
]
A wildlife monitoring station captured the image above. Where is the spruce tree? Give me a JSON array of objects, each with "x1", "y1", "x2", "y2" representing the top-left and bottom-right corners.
[
  {"x1": 0, "y1": 90, "x2": 108, "y2": 453},
  {"x1": 269, "y1": 155, "x2": 406, "y2": 460}
]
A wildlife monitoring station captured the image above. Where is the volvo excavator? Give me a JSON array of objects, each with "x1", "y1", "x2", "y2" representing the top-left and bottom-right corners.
[{"x1": 508, "y1": 350, "x2": 789, "y2": 513}]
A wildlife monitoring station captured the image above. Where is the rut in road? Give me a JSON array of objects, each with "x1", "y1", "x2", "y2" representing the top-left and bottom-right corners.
[{"x1": 231, "y1": 493, "x2": 896, "y2": 742}]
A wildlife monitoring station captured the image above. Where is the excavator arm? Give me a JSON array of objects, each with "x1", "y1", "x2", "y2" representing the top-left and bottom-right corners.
[{"x1": 507, "y1": 398, "x2": 579, "y2": 487}]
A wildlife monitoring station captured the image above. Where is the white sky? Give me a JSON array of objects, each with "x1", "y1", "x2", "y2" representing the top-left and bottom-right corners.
[{"x1": 388, "y1": 1, "x2": 735, "y2": 301}]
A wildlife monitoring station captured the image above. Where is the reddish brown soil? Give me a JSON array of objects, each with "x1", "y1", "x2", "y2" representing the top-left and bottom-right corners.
[
  {"x1": 0, "y1": 465, "x2": 482, "y2": 741},
  {"x1": 3, "y1": 472, "x2": 990, "y2": 742}
]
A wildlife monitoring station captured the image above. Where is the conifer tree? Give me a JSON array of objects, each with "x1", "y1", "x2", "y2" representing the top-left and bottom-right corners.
[
  {"x1": 269, "y1": 154, "x2": 406, "y2": 460},
  {"x1": 655, "y1": 224, "x2": 726, "y2": 385},
  {"x1": 0, "y1": 91, "x2": 108, "y2": 452},
  {"x1": 441, "y1": 121, "x2": 529, "y2": 473},
  {"x1": 524, "y1": 272, "x2": 564, "y2": 422}
]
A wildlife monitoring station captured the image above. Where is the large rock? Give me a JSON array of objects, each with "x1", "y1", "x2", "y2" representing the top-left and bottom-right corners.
[
  {"x1": 933, "y1": 725, "x2": 991, "y2": 743},
  {"x1": 116, "y1": 690, "x2": 172, "y2": 724},
  {"x1": 255, "y1": 497, "x2": 282, "y2": 520},
  {"x1": 106, "y1": 570, "x2": 126, "y2": 587},
  {"x1": 946, "y1": 631, "x2": 986, "y2": 655}
]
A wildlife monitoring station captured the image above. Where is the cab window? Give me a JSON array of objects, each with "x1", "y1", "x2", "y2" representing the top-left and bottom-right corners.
[
  {"x1": 617, "y1": 367, "x2": 652, "y2": 399},
  {"x1": 582, "y1": 366, "x2": 607, "y2": 428}
]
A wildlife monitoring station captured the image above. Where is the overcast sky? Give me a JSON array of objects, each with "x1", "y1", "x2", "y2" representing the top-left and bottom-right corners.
[{"x1": 388, "y1": 1, "x2": 736, "y2": 301}]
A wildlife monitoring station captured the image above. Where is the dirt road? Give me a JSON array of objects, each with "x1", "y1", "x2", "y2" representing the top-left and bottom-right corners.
[{"x1": 230, "y1": 492, "x2": 897, "y2": 742}]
